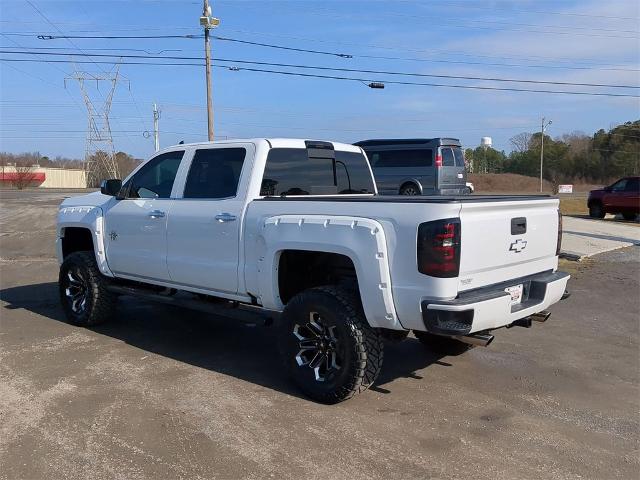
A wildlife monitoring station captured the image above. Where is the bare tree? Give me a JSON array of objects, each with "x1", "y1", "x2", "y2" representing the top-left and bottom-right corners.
[
  {"x1": 509, "y1": 132, "x2": 533, "y2": 153},
  {"x1": 561, "y1": 131, "x2": 591, "y2": 154},
  {"x1": 11, "y1": 162, "x2": 38, "y2": 190}
]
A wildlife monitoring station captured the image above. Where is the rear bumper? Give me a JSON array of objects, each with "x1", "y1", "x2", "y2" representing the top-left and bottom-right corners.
[
  {"x1": 436, "y1": 187, "x2": 468, "y2": 196},
  {"x1": 420, "y1": 271, "x2": 570, "y2": 335}
]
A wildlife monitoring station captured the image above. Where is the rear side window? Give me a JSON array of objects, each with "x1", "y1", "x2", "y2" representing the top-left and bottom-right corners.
[
  {"x1": 261, "y1": 148, "x2": 375, "y2": 196},
  {"x1": 127, "y1": 150, "x2": 184, "y2": 199},
  {"x1": 368, "y1": 149, "x2": 433, "y2": 168},
  {"x1": 452, "y1": 147, "x2": 465, "y2": 167},
  {"x1": 184, "y1": 147, "x2": 246, "y2": 198},
  {"x1": 441, "y1": 147, "x2": 455, "y2": 167}
]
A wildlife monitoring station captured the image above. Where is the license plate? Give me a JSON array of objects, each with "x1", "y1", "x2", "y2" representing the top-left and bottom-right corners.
[{"x1": 505, "y1": 284, "x2": 523, "y2": 305}]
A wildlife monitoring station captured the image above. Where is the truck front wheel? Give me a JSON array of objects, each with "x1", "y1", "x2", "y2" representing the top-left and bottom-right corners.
[
  {"x1": 589, "y1": 202, "x2": 605, "y2": 218},
  {"x1": 59, "y1": 251, "x2": 116, "y2": 326},
  {"x1": 277, "y1": 286, "x2": 384, "y2": 403}
]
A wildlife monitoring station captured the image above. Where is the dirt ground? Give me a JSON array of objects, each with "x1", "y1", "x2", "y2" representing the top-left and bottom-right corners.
[{"x1": 1, "y1": 189, "x2": 638, "y2": 480}]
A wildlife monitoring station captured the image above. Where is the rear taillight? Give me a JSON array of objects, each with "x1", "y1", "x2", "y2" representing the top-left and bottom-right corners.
[
  {"x1": 556, "y1": 209, "x2": 563, "y2": 255},
  {"x1": 435, "y1": 154, "x2": 443, "y2": 167},
  {"x1": 417, "y1": 218, "x2": 461, "y2": 277}
]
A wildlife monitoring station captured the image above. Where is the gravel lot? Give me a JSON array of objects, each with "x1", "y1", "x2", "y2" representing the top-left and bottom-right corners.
[{"x1": 1, "y1": 189, "x2": 638, "y2": 480}]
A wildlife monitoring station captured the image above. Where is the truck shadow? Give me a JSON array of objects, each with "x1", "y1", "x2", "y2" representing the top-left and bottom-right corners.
[{"x1": 1, "y1": 282, "x2": 450, "y2": 400}]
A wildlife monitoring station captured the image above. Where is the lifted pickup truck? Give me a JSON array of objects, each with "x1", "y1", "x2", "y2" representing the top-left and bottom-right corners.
[{"x1": 57, "y1": 138, "x2": 569, "y2": 403}]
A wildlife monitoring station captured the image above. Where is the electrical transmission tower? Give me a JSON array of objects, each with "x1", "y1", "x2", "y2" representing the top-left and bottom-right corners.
[{"x1": 66, "y1": 65, "x2": 124, "y2": 186}]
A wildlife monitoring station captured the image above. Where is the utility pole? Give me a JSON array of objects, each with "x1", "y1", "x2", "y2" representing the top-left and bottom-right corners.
[
  {"x1": 539, "y1": 117, "x2": 553, "y2": 192},
  {"x1": 200, "y1": 0, "x2": 219, "y2": 141},
  {"x1": 153, "y1": 102, "x2": 160, "y2": 152}
]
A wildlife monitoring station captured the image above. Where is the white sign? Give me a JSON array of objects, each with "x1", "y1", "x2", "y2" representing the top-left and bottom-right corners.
[{"x1": 558, "y1": 184, "x2": 573, "y2": 194}]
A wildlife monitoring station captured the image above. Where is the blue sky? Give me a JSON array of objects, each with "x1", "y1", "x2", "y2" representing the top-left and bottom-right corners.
[{"x1": 1, "y1": 0, "x2": 638, "y2": 160}]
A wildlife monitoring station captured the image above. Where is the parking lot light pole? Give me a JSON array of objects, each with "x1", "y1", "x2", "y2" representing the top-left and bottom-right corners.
[{"x1": 540, "y1": 117, "x2": 552, "y2": 192}]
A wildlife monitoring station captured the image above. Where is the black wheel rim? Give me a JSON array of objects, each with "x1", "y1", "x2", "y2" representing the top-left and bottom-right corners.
[
  {"x1": 64, "y1": 268, "x2": 89, "y2": 315},
  {"x1": 402, "y1": 186, "x2": 417, "y2": 195},
  {"x1": 293, "y1": 312, "x2": 341, "y2": 382}
]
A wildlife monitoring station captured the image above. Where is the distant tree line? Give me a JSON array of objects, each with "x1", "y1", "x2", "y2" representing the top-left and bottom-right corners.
[
  {"x1": 465, "y1": 120, "x2": 640, "y2": 185},
  {"x1": 0, "y1": 150, "x2": 143, "y2": 187}
]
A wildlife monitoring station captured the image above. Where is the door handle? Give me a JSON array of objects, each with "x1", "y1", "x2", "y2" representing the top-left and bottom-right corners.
[
  {"x1": 215, "y1": 213, "x2": 237, "y2": 223},
  {"x1": 148, "y1": 210, "x2": 165, "y2": 219}
]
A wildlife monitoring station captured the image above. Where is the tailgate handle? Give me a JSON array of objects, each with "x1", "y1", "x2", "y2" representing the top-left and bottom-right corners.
[{"x1": 511, "y1": 217, "x2": 527, "y2": 235}]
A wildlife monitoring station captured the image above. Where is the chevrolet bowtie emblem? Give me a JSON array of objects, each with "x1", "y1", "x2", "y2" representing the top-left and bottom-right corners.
[{"x1": 509, "y1": 239, "x2": 527, "y2": 253}]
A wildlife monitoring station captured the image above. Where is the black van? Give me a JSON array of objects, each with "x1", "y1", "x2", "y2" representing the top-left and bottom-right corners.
[{"x1": 354, "y1": 138, "x2": 468, "y2": 195}]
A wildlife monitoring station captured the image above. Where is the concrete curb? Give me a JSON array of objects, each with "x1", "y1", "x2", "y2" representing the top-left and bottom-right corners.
[{"x1": 560, "y1": 243, "x2": 638, "y2": 262}]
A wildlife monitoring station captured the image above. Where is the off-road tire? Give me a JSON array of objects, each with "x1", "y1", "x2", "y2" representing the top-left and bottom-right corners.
[
  {"x1": 413, "y1": 330, "x2": 471, "y2": 355},
  {"x1": 399, "y1": 183, "x2": 420, "y2": 196},
  {"x1": 59, "y1": 251, "x2": 116, "y2": 326},
  {"x1": 622, "y1": 212, "x2": 637, "y2": 221},
  {"x1": 589, "y1": 202, "x2": 605, "y2": 219},
  {"x1": 277, "y1": 286, "x2": 384, "y2": 404}
]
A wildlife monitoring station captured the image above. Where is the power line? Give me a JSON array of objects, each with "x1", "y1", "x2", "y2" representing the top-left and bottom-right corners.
[
  {"x1": 2, "y1": 49, "x2": 638, "y2": 90},
  {"x1": 246, "y1": 6, "x2": 640, "y2": 39},
  {"x1": 212, "y1": 35, "x2": 352, "y2": 58},
  {"x1": 23, "y1": 0, "x2": 144, "y2": 154},
  {"x1": 0, "y1": 33, "x2": 86, "y2": 114},
  {"x1": 25, "y1": 32, "x2": 640, "y2": 72},
  {"x1": 418, "y1": 1, "x2": 639, "y2": 21},
  {"x1": 5, "y1": 31, "x2": 637, "y2": 72},
  {"x1": 222, "y1": 27, "x2": 640, "y2": 68},
  {"x1": 36, "y1": 33, "x2": 202, "y2": 40},
  {"x1": 590, "y1": 148, "x2": 640, "y2": 154},
  {"x1": 2, "y1": 57, "x2": 638, "y2": 98}
]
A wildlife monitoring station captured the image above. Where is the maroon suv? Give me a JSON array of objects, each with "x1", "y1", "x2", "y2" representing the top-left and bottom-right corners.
[{"x1": 587, "y1": 176, "x2": 640, "y2": 220}]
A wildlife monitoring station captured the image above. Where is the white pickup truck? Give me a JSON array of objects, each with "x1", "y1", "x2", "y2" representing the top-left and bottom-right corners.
[{"x1": 57, "y1": 138, "x2": 570, "y2": 403}]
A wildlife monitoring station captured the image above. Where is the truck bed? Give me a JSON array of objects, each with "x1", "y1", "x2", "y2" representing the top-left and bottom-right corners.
[{"x1": 256, "y1": 194, "x2": 553, "y2": 203}]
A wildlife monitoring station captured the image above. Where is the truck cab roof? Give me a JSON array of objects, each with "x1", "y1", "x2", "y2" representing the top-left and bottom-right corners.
[
  {"x1": 354, "y1": 138, "x2": 462, "y2": 148},
  {"x1": 161, "y1": 138, "x2": 363, "y2": 153}
]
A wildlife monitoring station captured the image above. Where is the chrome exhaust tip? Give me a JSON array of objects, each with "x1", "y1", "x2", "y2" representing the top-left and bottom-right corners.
[
  {"x1": 454, "y1": 332, "x2": 494, "y2": 347},
  {"x1": 530, "y1": 310, "x2": 551, "y2": 322}
]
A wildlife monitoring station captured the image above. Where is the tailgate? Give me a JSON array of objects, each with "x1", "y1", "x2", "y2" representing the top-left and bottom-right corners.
[{"x1": 458, "y1": 197, "x2": 560, "y2": 291}]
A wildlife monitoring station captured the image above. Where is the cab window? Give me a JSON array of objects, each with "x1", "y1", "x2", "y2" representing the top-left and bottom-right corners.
[
  {"x1": 260, "y1": 148, "x2": 375, "y2": 196},
  {"x1": 183, "y1": 147, "x2": 247, "y2": 199},
  {"x1": 624, "y1": 178, "x2": 639, "y2": 192},
  {"x1": 610, "y1": 179, "x2": 628, "y2": 192},
  {"x1": 126, "y1": 151, "x2": 184, "y2": 199}
]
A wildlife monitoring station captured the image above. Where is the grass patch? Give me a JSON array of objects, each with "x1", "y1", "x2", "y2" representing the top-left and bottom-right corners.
[{"x1": 559, "y1": 197, "x2": 588, "y2": 216}]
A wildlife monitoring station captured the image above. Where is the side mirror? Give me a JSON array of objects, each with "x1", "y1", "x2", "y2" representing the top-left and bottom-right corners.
[{"x1": 100, "y1": 179, "x2": 122, "y2": 197}]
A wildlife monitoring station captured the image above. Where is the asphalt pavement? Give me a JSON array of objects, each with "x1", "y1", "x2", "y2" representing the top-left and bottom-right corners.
[{"x1": 1, "y1": 189, "x2": 638, "y2": 480}]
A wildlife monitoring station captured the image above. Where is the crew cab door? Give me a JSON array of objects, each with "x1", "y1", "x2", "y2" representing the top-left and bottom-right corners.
[
  {"x1": 166, "y1": 144, "x2": 252, "y2": 294},
  {"x1": 104, "y1": 150, "x2": 184, "y2": 281},
  {"x1": 603, "y1": 178, "x2": 639, "y2": 211}
]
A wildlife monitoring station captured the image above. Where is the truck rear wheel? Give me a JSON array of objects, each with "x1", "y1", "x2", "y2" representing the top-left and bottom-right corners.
[
  {"x1": 589, "y1": 202, "x2": 605, "y2": 218},
  {"x1": 399, "y1": 183, "x2": 420, "y2": 195},
  {"x1": 277, "y1": 286, "x2": 383, "y2": 404},
  {"x1": 59, "y1": 251, "x2": 116, "y2": 326},
  {"x1": 413, "y1": 331, "x2": 471, "y2": 355}
]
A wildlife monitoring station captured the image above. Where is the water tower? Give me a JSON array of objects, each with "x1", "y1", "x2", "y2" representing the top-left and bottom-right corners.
[{"x1": 479, "y1": 137, "x2": 492, "y2": 173}]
